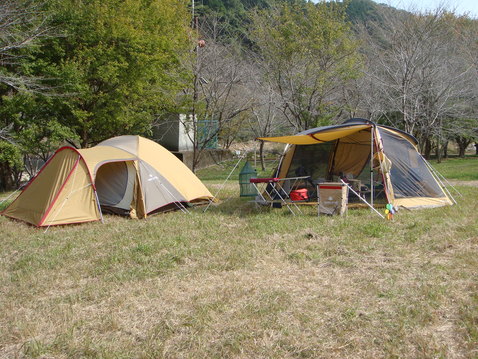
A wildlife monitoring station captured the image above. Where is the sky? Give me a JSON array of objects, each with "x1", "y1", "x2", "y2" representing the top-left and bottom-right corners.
[{"x1": 373, "y1": 0, "x2": 478, "y2": 18}]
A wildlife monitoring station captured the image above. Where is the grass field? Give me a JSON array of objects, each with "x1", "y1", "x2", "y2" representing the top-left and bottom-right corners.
[
  {"x1": 430, "y1": 156, "x2": 478, "y2": 181},
  {"x1": 1, "y1": 157, "x2": 477, "y2": 358}
]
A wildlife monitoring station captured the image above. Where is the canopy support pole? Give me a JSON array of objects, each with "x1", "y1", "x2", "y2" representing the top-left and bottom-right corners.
[
  {"x1": 370, "y1": 126, "x2": 374, "y2": 209},
  {"x1": 340, "y1": 179, "x2": 384, "y2": 219}
]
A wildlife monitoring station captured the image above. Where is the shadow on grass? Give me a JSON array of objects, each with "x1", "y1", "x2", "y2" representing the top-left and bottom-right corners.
[{"x1": 201, "y1": 197, "x2": 297, "y2": 218}]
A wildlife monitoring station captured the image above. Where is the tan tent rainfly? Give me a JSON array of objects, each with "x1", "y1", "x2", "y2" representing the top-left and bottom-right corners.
[{"x1": 2, "y1": 136, "x2": 214, "y2": 227}]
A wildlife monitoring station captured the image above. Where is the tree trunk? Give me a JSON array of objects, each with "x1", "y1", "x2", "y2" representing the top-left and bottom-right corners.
[
  {"x1": 259, "y1": 140, "x2": 265, "y2": 171},
  {"x1": 436, "y1": 143, "x2": 441, "y2": 163},
  {"x1": 475, "y1": 142, "x2": 478, "y2": 155},
  {"x1": 456, "y1": 138, "x2": 471, "y2": 158},
  {"x1": 0, "y1": 163, "x2": 14, "y2": 191},
  {"x1": 81, "y1": 128, "x2": 89, "y2": 148},
  {"x1": 443, "y1": 141, "x2": 448, "y2": 159},
  {"x1": 423, "y1": 137, "x2": 433, "y2": 160}
]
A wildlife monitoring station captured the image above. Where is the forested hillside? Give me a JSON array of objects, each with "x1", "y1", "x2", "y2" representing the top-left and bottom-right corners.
[{"x1": 1, "y1": 0, "x2": 477, "y2": 188}]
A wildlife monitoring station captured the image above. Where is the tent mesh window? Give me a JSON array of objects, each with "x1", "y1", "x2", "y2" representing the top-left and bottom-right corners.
[
  {"x1": 379, "y1": 129, "x2": 445, "y2": 199},
  {"x1": 285, "y1": 142, "x2": 335, "y2": 182}
]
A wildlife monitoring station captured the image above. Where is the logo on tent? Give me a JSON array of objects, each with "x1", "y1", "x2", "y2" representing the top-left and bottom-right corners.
[{"x1": 147, "y1": 174, "x2": 159, "y2": 182}]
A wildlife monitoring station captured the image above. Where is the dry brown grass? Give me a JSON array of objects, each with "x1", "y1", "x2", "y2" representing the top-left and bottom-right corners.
[{"x1": 1, "y1": 180, "x2": 477, "y2": 358}]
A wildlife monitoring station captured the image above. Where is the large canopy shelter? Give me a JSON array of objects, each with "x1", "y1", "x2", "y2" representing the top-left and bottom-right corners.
[
  {"x1": 259, "y1": 119, "x2": 453, "y2": 209},
  {"x1": 2, "y1": 136, "x2": 214, "y2": 227}
]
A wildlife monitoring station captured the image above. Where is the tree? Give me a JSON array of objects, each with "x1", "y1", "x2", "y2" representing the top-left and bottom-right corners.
[
  {"x1": 32, "y1": 0, "x2": 191, "y2": 148},
  {"x1": 360, "y1": 8, "x2": 474, "y2": 158},
  {"x1": 245, "y1": 51, "x2": 286, "y2": 170},
  {"x1": 194, "y1": 0, "x2": 279, "y2": 45},
  {"x1": 0, "y1": 140, "x2": 23, "y2": 191},
  {"x1": 345, "y1": 0, "x2": 383, "y2": 26},
  {"x1": 178, "y1": 15, "x2": 253, "y2": 171},
  {"x1": 452, "y1": 16, "x2": 478, "y2": 158},
  {"x1": 250, "y1": 1, "x2": 362, "y2": 131},
  {"x1": 1, "y1": 0, "x2": 192, "y2": 189},
  {"x1": 0, "y1": 92, "x2": 78, "y2": 179},
  {"x1": 444, "y1": 118, "x2": 478, "y2": 157},
  {"x1": 0, "y1": 0, "x2": 51, "y2": 91},
  {"x1": 0, "y1": 0, "x2": 53, "y2": 190}
]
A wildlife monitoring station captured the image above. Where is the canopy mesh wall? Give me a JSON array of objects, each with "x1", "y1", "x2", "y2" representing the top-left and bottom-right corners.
[
  {"x1": 285, "y1": 142, "x2": 335, "y2": 181},
  {"x1": 379, "y1": 129, "x2": 445, "y2": 199}
]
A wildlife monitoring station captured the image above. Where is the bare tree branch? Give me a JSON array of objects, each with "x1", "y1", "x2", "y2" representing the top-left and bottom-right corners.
[{"x1": 0, "y1": 0, "x2": 52, "y2": 91}]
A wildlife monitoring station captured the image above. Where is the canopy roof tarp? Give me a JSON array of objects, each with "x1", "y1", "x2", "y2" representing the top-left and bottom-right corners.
[
  {"x1": 259, "y1": 119, "x2": 418, "y2": 146},
  {"x1": 259, "y1": 124, "x2": 371, "y2": 144},
  {"x1": 2, "y1": 136, "x2": 214, "y2": 227}
]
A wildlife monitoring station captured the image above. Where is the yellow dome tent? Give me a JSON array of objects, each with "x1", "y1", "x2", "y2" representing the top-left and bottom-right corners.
[{"x1": 2, "y1": 136, "x2": 214, "y2": 227}]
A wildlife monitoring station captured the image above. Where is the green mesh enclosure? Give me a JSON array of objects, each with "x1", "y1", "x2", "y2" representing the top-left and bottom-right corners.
[{"x1": 239, "y1": 161, "x2": 258, "y2": 197}]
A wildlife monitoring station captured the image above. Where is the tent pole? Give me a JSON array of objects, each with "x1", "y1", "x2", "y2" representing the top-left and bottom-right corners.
[
  {"x1": 340, "y1": 179, "x2": 384, "y2": 219},
  {"x1": 254, "y1": 142, "x2": 257, "y2": 168},
  {"x1": 370, "y1": 126, "x2": 374, "y2": 209},
  {"x1": 275, "y1": 145, "x2": 288, "y2": 177}
]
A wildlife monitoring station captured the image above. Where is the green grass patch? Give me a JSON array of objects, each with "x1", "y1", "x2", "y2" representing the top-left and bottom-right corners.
[
  {"x1": 196, "y1": 157, "x2": 279, "y2": 182},
  {"x1": 0, "y1": 191, "x2": 15, "y2": 211},
  {"x1": 430, "y1": 155, "x2": 478, "y2": 180}
]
